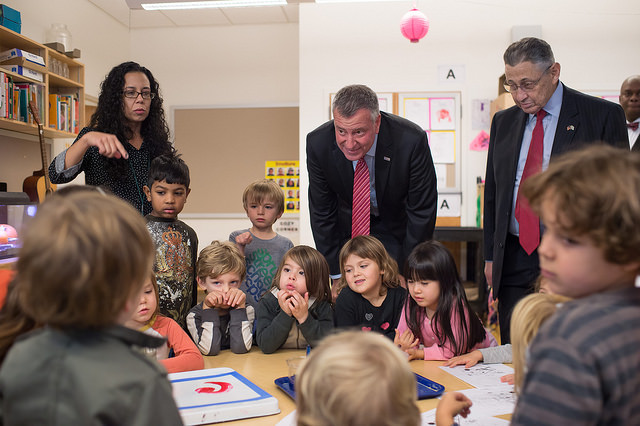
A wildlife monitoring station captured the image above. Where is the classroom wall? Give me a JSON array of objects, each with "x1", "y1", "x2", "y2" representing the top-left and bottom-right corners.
[
  {"x1": 297, "y1": 0, "x2": 640, "y2": 247},
  {"x1": 128, "y1": 23, "x2": 300, "y2": 247}
]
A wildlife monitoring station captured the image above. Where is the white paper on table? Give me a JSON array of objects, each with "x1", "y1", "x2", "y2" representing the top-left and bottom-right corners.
[
  {"x1": 456, "y1": 386, "x2": 516, "y2": 416},
  {"x1": 422, "y1": 406, "x2": 510, "y2": 426},
  {"x1": 276, "y1": 410, "x2": 296, "y2": 426},
  {"x1": 439, "y1": 364, "x2": 514, "y2": 389}
]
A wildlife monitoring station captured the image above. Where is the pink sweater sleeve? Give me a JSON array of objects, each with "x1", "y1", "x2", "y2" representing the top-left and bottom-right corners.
[
  {"x1": 153, "y1": 316, "x2": 204, "y2": 373},
  {"x1": 422, "y1": 306, "x2": 496, "y2": 361}
]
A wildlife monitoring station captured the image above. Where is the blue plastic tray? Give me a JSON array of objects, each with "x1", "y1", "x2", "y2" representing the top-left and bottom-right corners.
[{"x1": 275, "y1": 373, "x2": 444, "y2": 400}]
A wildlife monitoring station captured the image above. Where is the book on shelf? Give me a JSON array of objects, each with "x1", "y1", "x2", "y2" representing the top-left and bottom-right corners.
[
  {"x1": 0, "y1": 79, "x2": 44, "y2": 123},
  {"x1": 48, "y1": 92, "x2": 79, "y2": 133}
]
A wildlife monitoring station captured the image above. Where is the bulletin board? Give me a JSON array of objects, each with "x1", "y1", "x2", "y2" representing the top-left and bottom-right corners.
[
  {"x1": 173, "y1": 106, "x2": 299, "y2": 214},
  {"x1": 397, "y1": 92, "x2": 462, "y2": 193}
]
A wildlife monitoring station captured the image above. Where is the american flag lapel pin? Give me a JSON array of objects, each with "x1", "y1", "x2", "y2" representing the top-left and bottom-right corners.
[
  {"x1": 567, "y1": 125, "x2": 575, "y2": 131},
  {"x1": 383, "y1": 156, "x2": 391, "y2": 162}
]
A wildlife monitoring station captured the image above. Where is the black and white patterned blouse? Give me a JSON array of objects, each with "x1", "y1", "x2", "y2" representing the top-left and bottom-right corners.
[{"x1": 49, "y1": 127, "x2": 152, "y2": 215}]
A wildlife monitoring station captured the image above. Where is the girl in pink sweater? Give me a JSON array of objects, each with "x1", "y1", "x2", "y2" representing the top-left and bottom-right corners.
[
  {"x1": 126, "y1": 275, "x2": 203, "y2": 373},
  {"x1": 394, "y1": 241, "x2": 496, "y2": 360}
]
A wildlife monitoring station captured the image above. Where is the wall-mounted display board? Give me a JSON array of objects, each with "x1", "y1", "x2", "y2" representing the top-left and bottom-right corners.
[
  {"x1": 397, "y1": 92, "x2": 461, "y2": 193},
  {"x1": 173, "y1": 106, "x2": 299, "y2": 214}
]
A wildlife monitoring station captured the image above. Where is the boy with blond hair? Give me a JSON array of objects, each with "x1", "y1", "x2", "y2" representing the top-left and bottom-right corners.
[
  {"x1": 230, "y1": 179, "x2": 293, "y2": 308},
  {"x1": 186, "y1": 241, "x2": 254, "y2": 355},
  {"x1": 296, "y1": 331, "x2": 420, "y2": 426},
  {"x1": 509, "y1": 145, "x2": 640, "y2": 424}
]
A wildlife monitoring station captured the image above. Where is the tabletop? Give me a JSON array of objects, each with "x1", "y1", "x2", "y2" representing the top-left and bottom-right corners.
[{"x1": 197, "y1": 346, "x2": 511, "y2": 425}]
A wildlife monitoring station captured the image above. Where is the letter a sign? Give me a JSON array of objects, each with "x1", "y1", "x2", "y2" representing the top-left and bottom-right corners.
[{"x1": 438, "y1": 65, "x2": 466, "y2": 84}]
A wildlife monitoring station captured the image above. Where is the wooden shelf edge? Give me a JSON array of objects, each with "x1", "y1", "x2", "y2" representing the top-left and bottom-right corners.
[
  {"x1": 48, "y1": 73, "x2": 83, "y2": 88},
  {"x1": 44, "y1": 128, "x2": 79, "y2": 139}
]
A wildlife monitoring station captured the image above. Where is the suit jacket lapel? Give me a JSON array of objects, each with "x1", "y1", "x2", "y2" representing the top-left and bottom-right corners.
[
  {"x1": 632, "y1": 134, "x2": 640, "y2": 152},
  {"x1": 503, "y1": 109, "x2": 528, "y2": 184},
  {"x1": 552, "y1": 84, "x2": 579, "y2": 156},
  {"x1": 331, "y1": 138, "x2": 355, "y2": 197},
  {"x1": 375, "y1": 114, "x2": 393, "y2": 200}
]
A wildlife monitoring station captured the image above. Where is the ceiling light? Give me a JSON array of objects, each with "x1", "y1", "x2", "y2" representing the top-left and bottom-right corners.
[
  {"x1": 141, "y1": 0, "x2": 287, "y2": 9},
  {"x1": 315, "y1": 0, "x2": 403, "y2": 3}
]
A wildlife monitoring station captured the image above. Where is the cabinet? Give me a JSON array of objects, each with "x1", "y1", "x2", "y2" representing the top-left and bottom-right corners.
[{"x1": 0, "y1": 25, "x2": 84, "y2": 139}]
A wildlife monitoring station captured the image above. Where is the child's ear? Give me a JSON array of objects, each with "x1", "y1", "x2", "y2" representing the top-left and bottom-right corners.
[
  {"x1": 143, "y1": 185, "x2": 152, "y2": 201},
  {"x1": 196, "y1": 276, "x2": 207, "y2": 291},
  {"x1": 185, "y1": 187, "x2": 191, "y2": 200}
]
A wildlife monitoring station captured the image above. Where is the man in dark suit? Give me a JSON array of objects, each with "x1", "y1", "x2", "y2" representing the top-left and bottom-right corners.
[
  {"x1": 484, "y1": 38, "x2": 628, "y2": 344},
  {"x1": 620, "y1": 75, "x2": 640, "y2": 151},
  {"x1": 307, "y1": 84, "x2": 437, "y2": 280}
]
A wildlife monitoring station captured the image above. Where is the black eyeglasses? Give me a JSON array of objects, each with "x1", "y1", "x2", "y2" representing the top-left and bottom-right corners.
[
  {"x1": 123, "y1": 89, "x2": 155, "y2": 100},
  {"x1": 503, "y1": 64, "x2": 553, "y2": 93}
]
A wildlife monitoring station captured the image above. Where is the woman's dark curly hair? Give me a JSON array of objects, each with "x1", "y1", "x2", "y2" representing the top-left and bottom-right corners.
[{"x1": 90, "y1": 61, "x2": 174, "y2": 179}]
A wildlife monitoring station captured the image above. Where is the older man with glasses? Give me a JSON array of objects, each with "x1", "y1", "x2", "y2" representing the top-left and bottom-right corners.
[{"x1": 483, "y1": 37, "x2": 627, "y2": 345}]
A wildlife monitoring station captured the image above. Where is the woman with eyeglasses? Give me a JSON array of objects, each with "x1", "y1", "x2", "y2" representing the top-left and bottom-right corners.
[{"x1": 48, "y1": 61, "x2": 174, "y2": 215}]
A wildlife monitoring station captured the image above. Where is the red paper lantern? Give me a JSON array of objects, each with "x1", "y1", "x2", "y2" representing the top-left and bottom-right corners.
[{"x1": 400, "y1": 8, "x2": 429, "y2": 43}]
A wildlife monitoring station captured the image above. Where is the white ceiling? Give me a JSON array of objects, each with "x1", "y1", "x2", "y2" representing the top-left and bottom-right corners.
[{"x1": 87, "y1": 0, "x2": 301, "y2": 28}]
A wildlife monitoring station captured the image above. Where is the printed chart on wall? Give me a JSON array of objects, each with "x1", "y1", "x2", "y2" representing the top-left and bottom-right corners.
[
  {"x1": 398, "y1": 92, "x2": 462, "y2": 219},
  {"x1": 265, "y1": 161, "x2": 299, "y2": 213}
]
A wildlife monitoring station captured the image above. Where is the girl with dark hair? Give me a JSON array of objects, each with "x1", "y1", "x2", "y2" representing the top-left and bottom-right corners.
[
  {"x1": 394, "y1": 240, "x2": 496, "y2": 360},
  {"x1": 48, "y1": 61, "x2": 174, "y2": 215}
]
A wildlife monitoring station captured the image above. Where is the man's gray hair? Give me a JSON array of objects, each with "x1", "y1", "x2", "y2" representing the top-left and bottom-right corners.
[
  {"x1": 503, "y1": 37, "x2": 555, "y2": 68},
  {"x1": 332, "y1": 84, "x2": 380, "y2": 123}
]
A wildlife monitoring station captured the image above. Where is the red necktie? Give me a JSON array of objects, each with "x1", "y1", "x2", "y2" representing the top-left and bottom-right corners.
[
  {"x1": 628, "y1": 122, "x2": 639, "y2": 131},
  {"x1": 352, "y1": 158, "x2": 370, "y2": 238},
  {"x1": 515, "y1": 109, "x2": 547, "y2": 255}
]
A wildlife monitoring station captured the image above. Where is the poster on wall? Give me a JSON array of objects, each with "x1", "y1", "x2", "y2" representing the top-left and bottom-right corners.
[
  {"x1": 265, "y1": 160, "x2": 299, "y2": 214},
  {"x1": 398, "y1": 92, "x2": 461, "y2": 192}
]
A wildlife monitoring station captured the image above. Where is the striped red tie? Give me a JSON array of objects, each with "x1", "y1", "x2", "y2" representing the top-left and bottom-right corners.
[
  {"x1": 515, "y1": 109, "x2": 547, "y2": 255},
  {"x1": 352, "y1": 158, "x2": 370, "y2": 238}
]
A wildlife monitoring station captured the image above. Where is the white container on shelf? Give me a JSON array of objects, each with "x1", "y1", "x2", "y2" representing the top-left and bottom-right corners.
[{"x1": 45, "y1": 23, "x2": 72, "y2": 52}]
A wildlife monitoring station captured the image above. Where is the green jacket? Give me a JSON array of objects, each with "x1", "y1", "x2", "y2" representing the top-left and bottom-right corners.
[{"x1": 0, "y1": 325, "x2": 183, "y2": 425}]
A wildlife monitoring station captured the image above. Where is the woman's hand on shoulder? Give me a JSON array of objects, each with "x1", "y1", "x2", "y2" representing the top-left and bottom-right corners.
[
  {"x1": 443, "y1": 350, "x2": 483, "y2": 368},
  {"x1": 80, "y1": 131, "x2": 129, "y2": 159}
]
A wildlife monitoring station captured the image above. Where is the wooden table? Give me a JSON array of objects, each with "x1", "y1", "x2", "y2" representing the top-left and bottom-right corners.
[{"x1": 200, "y1": 347, "x2": 509, "y2": 425}]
